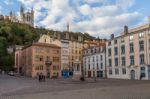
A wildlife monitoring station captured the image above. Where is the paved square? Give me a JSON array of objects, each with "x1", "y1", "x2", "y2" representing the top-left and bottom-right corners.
[{"x1": 1, "y1": 75, "x2": 150, "y2": 99}]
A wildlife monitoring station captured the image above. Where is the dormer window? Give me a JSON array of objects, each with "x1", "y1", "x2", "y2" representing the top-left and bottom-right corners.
[
  {"x1": 139, "y1": 32, "x2": 144, "y2": 38},
  {"x1": 114, "y1": 40, "x2": 117, "y2": 44},
  {"x1": 129, "y1": 35, "x2": 134, "y2": 41}
]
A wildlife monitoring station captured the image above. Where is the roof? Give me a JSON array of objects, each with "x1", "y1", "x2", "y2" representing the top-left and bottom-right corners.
[
  {"x1": 23, "y1": 42, "x2": 61, "y2": 50},
  {"x1": 108, "y1": 23, "x2": 150, "y2": 41},
  {"x1": 83, "y1": 44, "x2": 106, "y2": 50}
]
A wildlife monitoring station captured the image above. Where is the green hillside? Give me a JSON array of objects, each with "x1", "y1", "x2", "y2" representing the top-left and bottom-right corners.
[{"x1": 0, "y1": 20, "x2": 96, "y2": 71}]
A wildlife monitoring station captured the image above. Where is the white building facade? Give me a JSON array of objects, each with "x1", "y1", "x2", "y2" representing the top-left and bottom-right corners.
[
  {"x1": 106, "y1": 23, "x2": 150, "y2": 80},
  {"x1": 83, "y1": 45, "x2": 106, "y2": 78}
]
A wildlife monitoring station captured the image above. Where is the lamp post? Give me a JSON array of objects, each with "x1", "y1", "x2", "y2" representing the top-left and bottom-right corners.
[{"x1": 45, "y1": 60, "x2": 52, "y2": 78}]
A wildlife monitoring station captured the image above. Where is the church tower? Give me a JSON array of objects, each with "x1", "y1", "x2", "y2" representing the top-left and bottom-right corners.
[
  {"x1": 31, "y1": 7, "x2": 34, "y2": 26},
  {"x1": 20, "y1": 5, "x2": 25, "y2": 23},
  {"x1": 19, "y1": 5, "x2": 34, "y2": 27}
]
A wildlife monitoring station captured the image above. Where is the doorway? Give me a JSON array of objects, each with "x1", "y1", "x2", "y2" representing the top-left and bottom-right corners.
[
  {"x1": 88, "y1": 71, "x2": 91, "y2": 77},
  {"x1": 131, "y1": 70, "x2": 135, "y2": 80}
]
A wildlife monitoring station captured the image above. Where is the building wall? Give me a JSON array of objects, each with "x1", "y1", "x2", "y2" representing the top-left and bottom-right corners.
[
  {"x1": 15, "y1": 43, "x2": 61, "y2": 78},
  {"x1": 61, "y1": 40, "x2": 69, "y2": 70},
  {"x1": 38, "y1": 35, "x2": 70, "y2": 71},
  {"x1": 15, "y1": 50, "x2": 23, "y2": 73},
  {"x1": 106, "y1": 25, "x2": 150, "y2": 80},
  {"x1": 83, "y1": 46, "x2": 106, "y2": 78},
  {"x1": 69, "y1": 41, "x2": 83, "y2": 71}
]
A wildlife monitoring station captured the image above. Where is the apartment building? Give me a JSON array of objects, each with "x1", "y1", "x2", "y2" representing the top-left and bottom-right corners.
[
  {"x1": 15, "y1": 42, "x2": 61, "y2": 78},
  {"x1": 106, "y1": 17, "x2": 150, "y2": 80},
  {"x1": 83, "y1": 43, "x2": 106, "y2": 78},
  {"x1": 38, "y1": 34, "x2": 70, "y2": 72}
]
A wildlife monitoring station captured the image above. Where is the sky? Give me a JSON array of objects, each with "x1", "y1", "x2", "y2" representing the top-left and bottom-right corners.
[{"x1": 0, "y1": 0, "x2": 150, "y2": 38}]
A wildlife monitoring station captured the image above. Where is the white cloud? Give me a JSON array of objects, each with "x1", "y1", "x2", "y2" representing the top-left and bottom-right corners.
[
  {"x1": 18, "y1": 0, "x2": 144, "y2": 38},
  {"x1": 3, "y1": 0, "x2": 14, "y2": 5},
  {"x1": 79, "y1": 4, "x2": 92, "y2": 15}
]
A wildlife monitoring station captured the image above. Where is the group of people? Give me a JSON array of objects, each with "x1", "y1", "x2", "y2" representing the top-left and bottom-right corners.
[{"x1": 38, "y1": 73, "x2": 45, "y2": 82}]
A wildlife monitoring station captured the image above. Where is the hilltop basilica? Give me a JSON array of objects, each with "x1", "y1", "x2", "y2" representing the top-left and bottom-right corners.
[{"x1": 0, "y1": 5, "x2": 34, "y2": 27}]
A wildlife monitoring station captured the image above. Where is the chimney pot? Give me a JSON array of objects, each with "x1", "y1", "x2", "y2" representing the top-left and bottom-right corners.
[
  {"x1": 124, "y1": 25, "x2": 128, "y2": 34},
  {"x1": 111, "y1": 34, "x2": 114, "y2": 39}
]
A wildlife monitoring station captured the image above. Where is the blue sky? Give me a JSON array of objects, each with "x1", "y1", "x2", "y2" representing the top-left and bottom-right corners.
[{"x1": 0, "y1": 0, "x2": 150, "y2": 38}]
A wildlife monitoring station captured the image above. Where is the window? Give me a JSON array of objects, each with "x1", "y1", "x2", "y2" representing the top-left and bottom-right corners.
[
  {"x1": 93, "y1": 56, "x2": 94, "y2": 62},
  {"x1": 88, "y1": 64, "x2": 90, "y2": 70},
  {"x1": 109, "y1": 69, "x2": 112, "y2": 75},
  {"x1": 115, "y1": 58, "x2": 118, "y2": 66},
  {"x1": 96, "y1": 56, "x2": 99, "y2": 61},
  {"x1": 139, "y1": 41, "x2": 144, "y2": 51},
  {"x1": 53, "y1": 50, "x2": 59, "y2": 54},
  {"x1": 122, "y1": 57, "x2": 126, "y2": 66},
  {"x1": 130, "y1": 43, "x2": 134, "y2": 53},
  {"x1": 97, "y1": 63, "x2": 99, "y2": 69},
  {"x1": 114, "y1": 47, "x2": 118, "y2": 55},
  {"x1": 122, "y1": 68, "x2": 126, "y2": 74},
  {"x1": 108, "y1": 59, "x2": 112, "y2": 67},
  {"x1": 129, "y1": 35, "x2": 134, "y2": 41},
  {"x1": 139, "y1": 32, "x2": 144, "y2": 38},
  {"x1": 88, "y1": 58, "x2": 90, "y2": 63},
  {"x1": 140, "y1": 54, "x2": 144, "y2": 64},
  {"x1": 53, "y1": 65, "x2": 59, "y2": 70},
  {"x1": 115, "y1": 68, "x2": 119, "y2": 75},
  {"x1": 141, "y1": 67, "x2": 145, "y2": 77},
  {"x1": 53, "y1": 57, "x2": 59, "y2": 62},
  {"x1": 108, "y1": 48, "x2": 111, "y2": 56},
  {"x1": 39, "y1": 65, "x2": 43, "y2": 70},
  {"x1": 36, "y1": 48, "x2": 43, "y2": 53},
  {"x1": 121, "y1": 45, "x2": 125, "y2": 54},
  {"x1": 100, "y1": 55, "x2": 103, "y2": 61},
  {"x1": 35, "y1": 65, "x2": 43, "y2": 70},
  {"x1": 121, "y1": 38, "x2": 124, "y2": 43},
  {"x1": 114, "y1": 40, "x2": 117, "y2": 44},
  {"x1": 130, "y1": 55, "x2": 134, "y2": 65},
  {"x1": 101, "y1": 63, "x2": 103, "y2": 69},
  {"x1": 35, "y1": 55, "x2": 43, "y2": 62},
  {"x1": 93, "y1": 63, "x2": 95, "y2": 69}
]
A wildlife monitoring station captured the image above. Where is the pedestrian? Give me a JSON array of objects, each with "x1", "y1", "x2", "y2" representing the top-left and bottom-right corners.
[
  {"x1": 39, "y1": 73, "x2": 42, "y2": 82},
  {"x1": 140, "y1": 75, "x2": 143, "y2": 80}
]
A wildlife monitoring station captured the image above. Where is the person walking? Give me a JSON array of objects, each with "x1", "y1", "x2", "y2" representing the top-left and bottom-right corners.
[{"x1": 39, "y1": 73, "x2": 42, "y2": 82}]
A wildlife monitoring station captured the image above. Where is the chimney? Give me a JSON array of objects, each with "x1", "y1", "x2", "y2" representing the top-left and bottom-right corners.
[
  {"x1": 124, "y1": 25, "x2": 128, "y2": 34},
  {"x1": 111, "y1": 34, "x2": 114, "y2": 39}
]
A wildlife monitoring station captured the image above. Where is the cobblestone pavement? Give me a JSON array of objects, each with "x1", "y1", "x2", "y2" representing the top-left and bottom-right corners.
[{"x1": 1, "y1": 74, "x2": 150, "y2": 99}]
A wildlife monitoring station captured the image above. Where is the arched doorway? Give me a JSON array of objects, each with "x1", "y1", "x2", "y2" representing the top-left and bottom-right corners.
[{"x1": 131, "y1": 70, "x2": 135, "y2": 80}]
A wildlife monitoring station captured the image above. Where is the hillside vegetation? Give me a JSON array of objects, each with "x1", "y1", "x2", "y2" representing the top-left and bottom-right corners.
[{"x1": 0, "y1": 20, "x2": 96, "y2": 71}]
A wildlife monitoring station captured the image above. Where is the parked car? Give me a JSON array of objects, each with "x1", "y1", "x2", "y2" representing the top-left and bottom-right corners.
[{"x1": 8, "y1": 71, "x2": 15, "y2": 76}]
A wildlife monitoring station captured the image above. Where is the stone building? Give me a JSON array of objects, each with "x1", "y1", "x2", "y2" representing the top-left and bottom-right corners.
[
  {"x1": 15, "y1": 42, "x2": 61, "y2": 78},
  {"x1": 83, "y1": 43, "x2": 106, "y2": 78},
  {"x1": 106, "y1": 17, "x2": 150, "y2": 80},
  {"x1": 0, "y1": 5, "x2": 34, "y2": 27}
]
